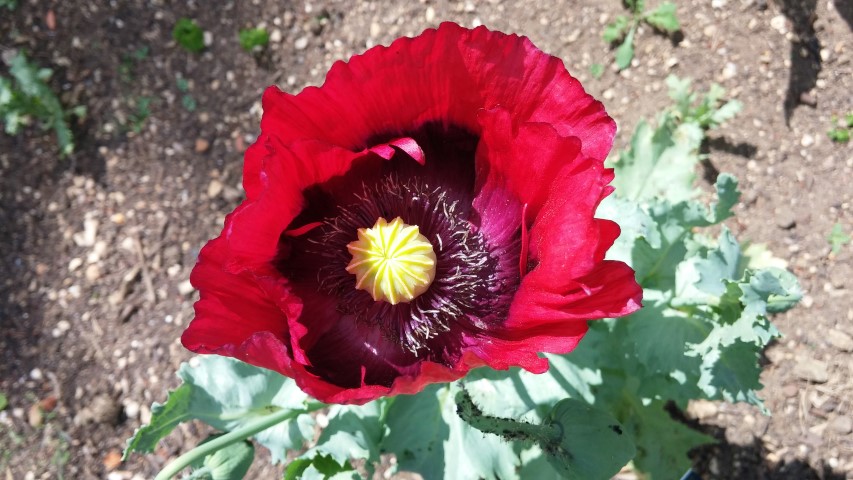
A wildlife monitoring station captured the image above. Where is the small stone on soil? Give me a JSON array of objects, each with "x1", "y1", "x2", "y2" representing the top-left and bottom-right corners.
[
  {"x1": 793, "y1": 357, "x2": 829, "y2": 383},
  {"x1": 828, "y1": 329, "x2": 853, "y2": 352},
  {"x1": 830, "y1": 416, "x2": 852, "y2": 435},
  {"x1": 194, "y1": 138, "x2": 210, "y2": 153},
  {"x1": 776, "y1": 213, "x2": 797, "y2": 229},
  {"x1": 687, "y1": 399, "x2": 719, "y2": 420},
  {"x1": 207, "y1": 179, "x2": 224, "y2": 199}
]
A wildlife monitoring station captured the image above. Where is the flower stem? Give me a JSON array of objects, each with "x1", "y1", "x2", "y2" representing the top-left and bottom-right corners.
[
  {"x1": 455, "y1": 387, "x2": 561, "y2": 445},
  {"x1": 154, "y1": 403, "x2": 323, "y2": 480}
]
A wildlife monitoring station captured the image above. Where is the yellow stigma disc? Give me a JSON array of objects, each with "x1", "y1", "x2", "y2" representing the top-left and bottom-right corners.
[{"x1": 346, "y1": 217, "x2": 437, "y2": 305}]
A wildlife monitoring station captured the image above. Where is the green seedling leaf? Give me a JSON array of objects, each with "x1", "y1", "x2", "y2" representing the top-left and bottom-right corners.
[
  {"x1": 174, "y1": 18, "x2": 205, "y2": 53},
  {"x1": 625, "y1": 0, "x2": 645, "y2": 14},
  {"x1": 0, "y1": 392, "x2": 7, "y2": 411},
  {"x1": 603, "y1": 15, "x2": 630, "y2": 43},
  {"x1": 615, "y1": 26, "x2": 636, "y2": 69},
  {"x1": 828, "y1": 127, "x2": 851, "y2": 143},
  {"x1": 187, "y1": 435, "x2": 254, "y2": 480},
  {"x1": 589, "y1": 63, "x2": 604, "y2": 79},
  {"x1": 644, "y1": 2, "x2": 680, "y2": 32},
  {"x1": 124, "y1": 356, "x2": 317, "y2": 463},
  {"x1": 828, "y1": 222, "x2": 851, "y2": 254},
  {"x1": 2, "y1": 52, "x2": 79, "y2": 156},
  {"x1": 239, "y1": 27, "x2": 270, "y2": 52},
  {"x1": 182, "y1": 95, "x2": 198, "y2": 112},
  {"x1": 176, "y1": 77, "x2": 190, "y2": 92},
  {"x1": 542, "y1": 399, "x2": 635, "y2": 480}
]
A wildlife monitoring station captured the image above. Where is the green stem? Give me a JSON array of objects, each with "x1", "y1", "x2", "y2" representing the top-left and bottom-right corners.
[
  {"x1": 455, "y1": 388, "x2": 561, "y2": 445},
  {"x1": 155, "y1": 404, "x2": 323, "y2": 480}
]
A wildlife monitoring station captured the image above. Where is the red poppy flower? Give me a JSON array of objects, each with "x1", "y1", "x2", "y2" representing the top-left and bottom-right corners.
[{"x1": 181, "y1": 22, "x2": 642, "y2": 405}]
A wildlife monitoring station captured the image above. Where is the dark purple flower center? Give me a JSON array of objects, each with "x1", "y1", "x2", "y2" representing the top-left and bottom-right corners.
[
  {"x1": 305, "y1": 175, "x2": 517, "y2": 354},
  {"x1": 276, "y1": 124, "x2": 523, "y2": 385}
]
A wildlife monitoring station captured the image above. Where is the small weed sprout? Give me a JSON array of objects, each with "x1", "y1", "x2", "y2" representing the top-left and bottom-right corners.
[
  {"x1": 173, "y1": 18, "x2": 205, "y2": 53},
  {"x1": 0, "y1": 52, "x2": 84, "y2": 156},
  {"x1": 603, "y1": 0, "x2": 680, "y2": 69},
  {"x1": 239, "y1": 27, "x2": 270, "y2": 52},
  {"x1": 827, "y1": 113, "x2": 853, "y2": 143}
]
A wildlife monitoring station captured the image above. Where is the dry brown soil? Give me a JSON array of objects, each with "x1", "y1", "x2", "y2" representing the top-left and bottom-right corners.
[{"x1": 1, "y1": 0, "x2": 852, "y2": 479}]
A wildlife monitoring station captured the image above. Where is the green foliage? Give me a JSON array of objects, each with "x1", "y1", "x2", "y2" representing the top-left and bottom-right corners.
[
  {"x1": 187, "y1": 436, "x2": 254, "y2": 480},
  {"x1": 603, "y1": 1, "x2": 680, "y2": 69},
  {"x1": 123, "y1": 356, "x2": 318, "y2": 464},
  {"x1": 828, "y1": 223, "x2": 851, "y2": 254},
  {"x1": 125, "y1": 96, "x2": 152, "y2": 134},
  {"x1": 1, "y1": 52, "x2": 84, "y2": 156},
  {"x1": 827, "y1": 113, "x2": 853, "y2": 143},
  {"x1": 0, "y1": 0, "x2": 16, "y2": 10},
  {"x1": 0, "y1": 393, "x2": 7, "y2": 411},
  {"x1": 173, "y1": 18, "x2": 205, "y2": 53},
  {"x1": 544, "y1": 399, "x2": 636, "y2": 479},
  {"x1": 610, "y1": 75, "x2": 741, "y2": 204},
  {"x1": 119, "y1": 46, "x2": 149, "y2": 82},
  {"x1": 589, "y1": 63, "x2": 604, "y2": 79},
  {"x1": 239, "y1": 27, "x2": 270, "y2": 52},
  {"x1": 176, "y1": 77, "x2": 197, "y2": 112}
]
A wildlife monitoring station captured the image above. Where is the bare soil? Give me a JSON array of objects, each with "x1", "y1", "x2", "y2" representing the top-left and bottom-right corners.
[{"x1": 1, "y1": 0, "x2": 851, "y2": 479}]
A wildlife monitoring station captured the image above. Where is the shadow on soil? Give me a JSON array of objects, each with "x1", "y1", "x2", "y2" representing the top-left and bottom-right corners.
[
  {"x1": 776, "y1": 0, "x2": 822, "y2": 124},
  {"x1": 691, "y1": 433, "x2": 846, "y2": 480},
  {"x1": 834, "y1": 0, "x2": 853, "y2": 30}
]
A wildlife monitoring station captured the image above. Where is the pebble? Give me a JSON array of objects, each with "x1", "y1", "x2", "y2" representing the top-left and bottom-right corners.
[
  {"x1": 294, "y1": 36, "x2": 309, "y2": 50},
  {"x1": 30, "y1": 368, "x2": 43, "y2": 381},
  {"x1": 207, "y1": 179, "x2": 224, "y2": 199},
  {"x1": 74, "y1": 394, "x2": 120, "y2": 426},
  {"x1": 801, "y1": 134, "x2": 814, "y2": 147},
  {"x1": 85, "y1": 264, "x2": 102, "y2": 282},
  {"x1": 828, "y1": 329, "x2": 853, "y2": 352},
  {"x1": 425, "y1": 6, "x2": 436, "y2": 22},
  {"x1": 124, "y1": 400, "x2": 140, "y2": 420},
  {"x1": 722, "y1": 62, "x2": 737, "y2": 80},
  {"x1": 68, "y1": 257, "x2": 84, "y2": 272},
  {"x1": 793, "y1": 357, "x2": 829, "y2": 383},
  {"x1": 770, "y1": 15, "x2": 787, "y2": 34},
  {"x1": 72, "y1": 218, "x2": 99, "y2": 247},
  {"x1": 687, "y1": 399, "x2": 718, "y2": 420},
  {"x1": 270, "y1": 28, "x2": 282, "y2": 43},
  {"x1": 27, "y1": 404, "x2": 43, "y2": 427},
  {"x1": 782, "y1": 384, "x2": 799, "y2": 397},
  {"x1": 178, "y1": 279, "x2": 195, "y2": 296},
  {"x1": 52, "y1": 320, "x2": 71, "y2": 338},
  {"x1": 195, "y1": 138, "x2": 210, "y2": 153},
  {"x1": 830, "y1": 416, "x2": 852, "y2": 435},
  {"x1": 776, "y1": 212, "x2": 796, "y2": 229}
]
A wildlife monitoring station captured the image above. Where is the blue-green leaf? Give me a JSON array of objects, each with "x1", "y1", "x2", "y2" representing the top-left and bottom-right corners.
[
  {"x1": 124, "y1": 356, "x2": 316, "y2": 463},
  {"x1": 383, "y1": 384, "x2": 519, "y2": 480},
  {"x1": 188, "y1": 435, "x2": 254, "y2": 480},
  {"x1": 543, "y1": 399, "x2": 635, "y2": 480}
]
